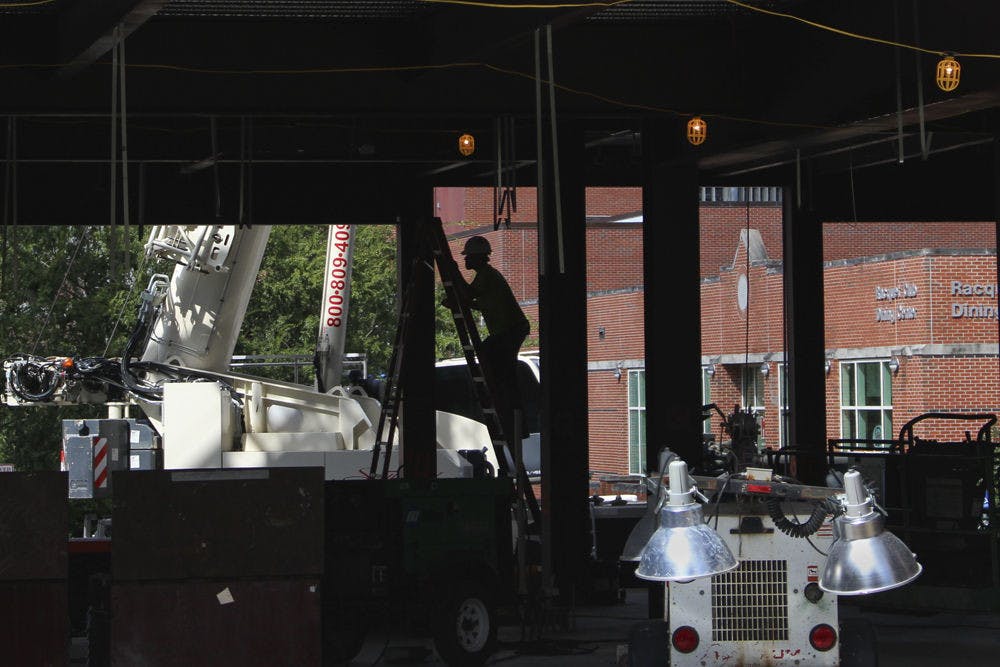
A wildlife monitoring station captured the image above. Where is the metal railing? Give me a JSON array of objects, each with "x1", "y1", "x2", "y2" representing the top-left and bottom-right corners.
[{"x1": 229, "y1": 352, "x2": 367, "y2": 385}]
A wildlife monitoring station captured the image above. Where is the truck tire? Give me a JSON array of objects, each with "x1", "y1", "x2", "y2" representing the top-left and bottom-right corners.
[{"x1": 433, "y1": 580, "x2": 498, "y2": 666}]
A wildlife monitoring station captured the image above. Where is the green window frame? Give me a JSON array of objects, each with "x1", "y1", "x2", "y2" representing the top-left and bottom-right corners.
[
  {"x1": 702, "y1": 366, "x2": 713, "y2": 435},
  {"x1": 778, "y1": 363, "x2": 790, "y2": 449},
  {"x1": 741, "y1": 365, "x2": 767, "y2": 449},
  {"x1": 840, "y1": 360, "x2": 893, "y2": 444},
  {"x1": 628, "y1": 369, "x2": 646, "y2": 475}
]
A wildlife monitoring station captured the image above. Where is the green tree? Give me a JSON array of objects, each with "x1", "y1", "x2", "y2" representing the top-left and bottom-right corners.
[
  {"x1": 236, "y1": 224, "x2": 402, "y2": 381},
  {"x1": 238, "y1": 224, "x2": 462, "y2": 382},
  {"x1": 0, "y1": 225, "x2": 150, "y2": 471}
]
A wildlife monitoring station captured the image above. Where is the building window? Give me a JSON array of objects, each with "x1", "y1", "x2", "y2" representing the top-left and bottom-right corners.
[
  {"x1": 699, "y1": 186, "x2": 782, "y2": 204},
  {"x1": 702, "y1": 367, "x2": 713, "y2": 435},
  {"x1": 628, "y1": 369, "x2": 646, "y2": 475},
  {"x1": 778, "y1": 363, "x2": 790, "y2": 449},
  {"x1": 741, "y1": 365, "x2": 766, "y2": 449},
  {"x1": 840, "y1": 360, "x2": 893, "y2": 443}
]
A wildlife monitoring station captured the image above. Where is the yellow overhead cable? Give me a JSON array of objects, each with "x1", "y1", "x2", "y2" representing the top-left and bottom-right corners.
[
  {"x1": 724, "y1": 0, "x2": 1000, "y2": 60},
  {"x1": 0, "y1": 59, "x2": 833, "y2": 131},
  {"x1": 421, "y1": 0, "x2": 631, "y2": 8},
  {"x1": 481, "y1": 62, "x2": 828, "y2": 129},
  {"x1": 0, "y1": 0, "x2": 57, "y2": 7},
  {"x1": 424, "y1": 0, "x2": 1000, "y2": 59}
]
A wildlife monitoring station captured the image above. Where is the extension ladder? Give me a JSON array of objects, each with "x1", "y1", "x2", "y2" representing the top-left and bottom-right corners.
[{"x1": 371, "y1": 218, "x2": 540, "y2": 526}]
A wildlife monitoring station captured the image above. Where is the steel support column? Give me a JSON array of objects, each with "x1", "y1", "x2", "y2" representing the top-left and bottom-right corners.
[
  {"x1": 538, "y1": 120, "x2": 590, "y2": 599},
  {"x1": 642, "y1": 122, "x2": 703, "y2": 469},
  {"x1": 994, "y1": 136, "x2": 1000, "y2": 394},
  {"x1": 641, "y1": 123, "x2": 701, "y2": 620},
  {"x1": 782, "y1": 184, "x2": 827, "y2": 485},
  {"x1": 398, "y1": 193, "x2": 437, "y2": 480}
]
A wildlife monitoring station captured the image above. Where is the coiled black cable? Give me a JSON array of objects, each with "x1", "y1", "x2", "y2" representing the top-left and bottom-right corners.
[
  {"x1": 766, "y1": 496, "x2": 842, "y2": 539},
  {"x1": 7, "y1": 357, "x2": 61, "y2": 402}
]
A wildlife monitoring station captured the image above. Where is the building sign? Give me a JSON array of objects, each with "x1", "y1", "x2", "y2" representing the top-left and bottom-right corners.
[
  {"x1": 874, "y1": 282, "x2": 918, "y2": 323},
  {"x1": 950, "y1": 281, "x2": 999, "y2": 320}
]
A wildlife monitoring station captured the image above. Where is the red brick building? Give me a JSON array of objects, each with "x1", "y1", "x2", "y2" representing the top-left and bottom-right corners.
[{"x1": 437, "y1": 187, "x2": 999, "y2": 477}]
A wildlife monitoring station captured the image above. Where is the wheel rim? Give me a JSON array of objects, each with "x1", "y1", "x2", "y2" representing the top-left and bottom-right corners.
[{"x1": 454, "y1": 596, "x2": 490, "y2": 653}]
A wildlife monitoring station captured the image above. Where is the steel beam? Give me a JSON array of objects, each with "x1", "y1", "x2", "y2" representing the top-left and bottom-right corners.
[
  {"x1": 538, "y1": 119, "x2": 590, "y2": 600},
  {"x1": 782, "y1": 184, "x2": 827, "y2": 485},
  {"x1": 57, "y1": 1, "x2": 169, "y2": 77}
]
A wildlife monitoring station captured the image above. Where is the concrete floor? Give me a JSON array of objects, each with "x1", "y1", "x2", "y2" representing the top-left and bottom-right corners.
[
  {"x1": 350, "y1": 588, "x2": 1000, "y2": 666},
  {"x1": 68, "y1": 587, "x2": 1000, "y2": 665}
]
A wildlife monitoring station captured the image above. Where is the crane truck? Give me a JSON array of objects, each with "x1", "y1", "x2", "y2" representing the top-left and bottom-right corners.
[{"x1": 3, "y1": 223, "x2": 503, "y2": 486}]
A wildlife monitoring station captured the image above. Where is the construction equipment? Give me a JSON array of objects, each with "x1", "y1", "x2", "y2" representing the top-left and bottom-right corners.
[
  {"x1": 622, "y1": 397, "x2": 923, "y2": 667},
  {"x1": 828, "y1": 412, "x2": 999, "y2": 606},
  {"x1": 1, "y1": 223, "x2": 520, "y2": 666},
  {"x1": 2, "y1": 223, "x2": 494, "y2": 485}
]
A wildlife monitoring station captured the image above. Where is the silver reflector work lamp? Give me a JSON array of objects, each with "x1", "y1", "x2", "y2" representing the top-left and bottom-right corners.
[
  {"x1": 621, "y1": 450, "x2": 674, "y2": 562},
  {"x1": 820, "y1": 469, "x2": 922, "y2": 595},
  {"x1": 620, "y1": 501, "x2": 656, "y2": 562},
  {"x1": 635, "y1": 460, "x2": 738, "y2": 581}
]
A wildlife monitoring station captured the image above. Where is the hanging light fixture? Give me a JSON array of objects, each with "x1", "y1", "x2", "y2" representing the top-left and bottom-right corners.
[
  {"x1": 820, "y1": 470, "x2": 922, "y2": 595},
  {"x1": 935, "y1": 55, "x2": 961, "y2": 92},
  {"x1": 458, "y1": 133, "x2": 476, "y2": 156},
  {"x1": 686, "y1": 116, "x2": 707, "y2": 146},
  {"x1": 635, "y1": 460, "x2": 737, "y2": 581}
]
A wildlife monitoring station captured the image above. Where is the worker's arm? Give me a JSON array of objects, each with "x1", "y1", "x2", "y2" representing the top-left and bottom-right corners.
[{"x1": 442, "y1": 259, "x2": 478, "y2": 310}]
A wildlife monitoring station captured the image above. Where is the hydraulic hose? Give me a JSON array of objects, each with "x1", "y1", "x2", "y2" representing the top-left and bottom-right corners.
[
  {"x1": 766, "y1": 496, "x2": 841, "y2": 539},
  {"x1": 119, "y1": 317, "x2": 163, "y2": 400}
]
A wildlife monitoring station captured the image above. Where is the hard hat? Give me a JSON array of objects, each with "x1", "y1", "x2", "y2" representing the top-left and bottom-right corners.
[{"x1": 461, "y1": 236, "x2": 491, "y2": 256}]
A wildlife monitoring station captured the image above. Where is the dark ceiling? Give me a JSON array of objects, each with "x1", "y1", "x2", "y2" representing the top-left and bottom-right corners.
[{"x1": 2, "y1": 0, "x2": 999, "y2": 224}]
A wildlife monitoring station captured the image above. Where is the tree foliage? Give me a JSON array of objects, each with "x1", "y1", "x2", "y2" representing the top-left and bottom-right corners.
[
  {"x1": 239, "y1": 224, "x2": 462, "y2": 381},
  {"x1": 0, "y1": 226, "x2": 150, "y2": 472}
]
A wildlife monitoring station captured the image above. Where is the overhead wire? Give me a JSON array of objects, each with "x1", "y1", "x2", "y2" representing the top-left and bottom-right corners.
[
  {"x1": 0, "y1": 1, "x2": 996, "y2": 138},
  {"x1": 425, "y1": 0, "x2": 1000, "y2": 60},
  {"x1": 724, "y1": 0, "x2": 1000, "y2": 60},
  {"x1": 0, "y1": 61, "x2": 834, "y2": 132},
  {"x1": 422, "y1": 0, "x2": 632, "y2": 8},
  {"x1": 0, "y1": 0, "x2": 57, "y2": 7},
  {"x1": 30, "y1": 226, "x2": 92, "y2": 356},
  {"x1": 102, "y1": 250, "x2": 152, "y2": 358}
]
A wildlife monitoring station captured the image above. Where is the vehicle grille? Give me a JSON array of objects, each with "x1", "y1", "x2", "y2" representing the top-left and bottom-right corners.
[{"x1": 711, "y1": 559, "x2": 789, "y2": 642}]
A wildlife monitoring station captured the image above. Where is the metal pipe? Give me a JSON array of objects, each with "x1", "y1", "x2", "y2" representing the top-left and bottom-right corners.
[
  {"x1": 534, "y1": 27, "x2": 546, "y2": 278},
  {"x1": 546, "y1": 24, "x2": 565, "y2": 275},
  {"x1": 119, "y1": 28, "x2": 131, "y2": 274}
]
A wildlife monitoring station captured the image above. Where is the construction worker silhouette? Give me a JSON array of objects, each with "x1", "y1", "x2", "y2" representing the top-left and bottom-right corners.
[{"x1": 453, "y1": 235, "x2": 530, "y2": 439}]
